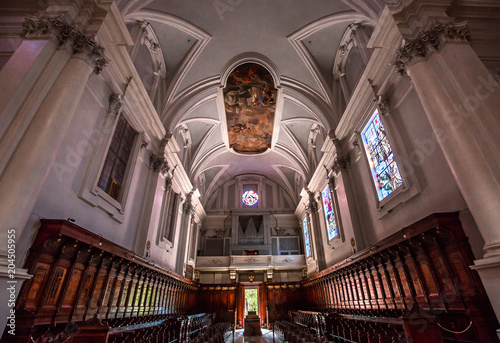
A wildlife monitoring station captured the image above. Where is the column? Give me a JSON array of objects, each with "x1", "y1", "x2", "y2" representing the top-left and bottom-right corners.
[
  {"x1": 0, "y1": 16, "x2": 107, "y2": 242},
  {"x1": 390, "y1": 2, "x2": 500, "y2": 333},
  {"x1": 0, "y1": 12, "x2": 107, "y2": 334}
]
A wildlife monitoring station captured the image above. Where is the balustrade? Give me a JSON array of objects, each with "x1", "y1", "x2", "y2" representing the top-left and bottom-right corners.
[
  {"x1": 301, "y1": 213, "x2": 499, "y2": 343},
  {"x1": 3, "y1": 219, "x2": 199, "y2": 342}
]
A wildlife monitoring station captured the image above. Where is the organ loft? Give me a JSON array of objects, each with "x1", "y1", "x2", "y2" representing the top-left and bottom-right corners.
[{"x1": 1, "y1": 0, "x2": 500, "y2": 342}]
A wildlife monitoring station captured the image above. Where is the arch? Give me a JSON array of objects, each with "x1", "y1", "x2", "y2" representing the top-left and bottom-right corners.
[{"x1": 220, "y1": 52, "x2": 281, "y2": 89}]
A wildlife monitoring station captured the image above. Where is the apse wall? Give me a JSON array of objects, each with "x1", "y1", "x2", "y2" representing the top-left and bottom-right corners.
[{"x1": 204, "y1": 174, "x2": 296, "y2": 213}]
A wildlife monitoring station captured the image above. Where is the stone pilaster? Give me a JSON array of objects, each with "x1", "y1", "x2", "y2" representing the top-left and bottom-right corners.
[{"x1": 388, "y1": 1, "x2": 500, "y2": 335}]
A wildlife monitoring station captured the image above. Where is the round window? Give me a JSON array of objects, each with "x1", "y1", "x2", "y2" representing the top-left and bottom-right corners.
[{"x1": 242, "y1": 190, "x2": 258, "y2": 206}]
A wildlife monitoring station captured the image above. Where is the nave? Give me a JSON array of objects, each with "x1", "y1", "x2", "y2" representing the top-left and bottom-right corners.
[{"x1": 2, "y1": 0, "x2": 500, "y2": 342}]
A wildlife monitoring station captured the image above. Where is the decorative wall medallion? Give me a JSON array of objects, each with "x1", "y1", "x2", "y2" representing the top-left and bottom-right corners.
[{"x1": 224, "y1": 63, "x2": 277, "y2": 154}]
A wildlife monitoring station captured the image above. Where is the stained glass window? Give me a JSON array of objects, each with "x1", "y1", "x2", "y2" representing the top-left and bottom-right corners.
[
  {"x1": 361, "y1": 109, "x2": 403, "y2": 201},
  {"x1": 303, "y1": 217, "x2": 312, "y2": 258},
  {"x1": 322, "y1": 186, "x2": 339, "y2": 240},
  {"x1": 242, "y1": 190, "x2": 258, "y2": 206}
]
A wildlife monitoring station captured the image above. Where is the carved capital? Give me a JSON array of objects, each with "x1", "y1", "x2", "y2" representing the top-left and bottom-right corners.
[
  {"x1": 150, "y1": 155, "x2": 169, "y2": 175},
  {"x1": 72, "y1": 35, "x2": 108, "y2": 74},
  {"x1": 305, "y1": 201, "x2": 317, "y2": 215},
  {"x1": 108, "y1": 93, "x2": 122, "y2": 115},
  {"x1": 327, "y1": 176, "x2": 336, "y2": 192},
  {"x1": 183, "y1": 200, "x2": 194, "y2": 215},
  {"x1": 394, "y1": 20, "x2": 470, "y2": 75},
  {"x1": 304, "y1": 187, "x2": 318, "y2": 213},
  {"x1": 377, "y1": 96, "x2": 390, "y2": 117},
  {"x1": 164, "y1": 175, "x2": 173, "y2": 193},
  {"x1": 22, "y1": 13, "x2": 65, "y2": 39},
  {"x1": 332, "y1": 154, "x2": 350, "y2": 174},
  {"x1": 22, "y1": 12, "x2": 107, "y2": 74}
]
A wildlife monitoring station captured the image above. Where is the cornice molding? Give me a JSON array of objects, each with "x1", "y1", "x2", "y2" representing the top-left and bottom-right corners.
[{"x1": 387, "y1": 0, "x2": 453, "y2": 37}]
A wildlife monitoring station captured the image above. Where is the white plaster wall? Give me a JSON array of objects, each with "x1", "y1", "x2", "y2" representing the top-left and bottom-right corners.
[
  {"x1": 319, "y1": 82, "x2": 485, "y2": 267},
  {"x1": 26, "y1": 75, "x2": 153, "y2": 257}
]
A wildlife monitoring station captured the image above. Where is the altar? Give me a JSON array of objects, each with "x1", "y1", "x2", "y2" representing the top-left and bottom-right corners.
[{"x1": 243, "y1": 311, "x2": 262, "y2": 336}]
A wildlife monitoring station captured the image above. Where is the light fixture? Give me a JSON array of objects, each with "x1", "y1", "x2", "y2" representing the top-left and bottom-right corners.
[{"x1": 98, "y1": 234, "x2": 103, "y2": 246}]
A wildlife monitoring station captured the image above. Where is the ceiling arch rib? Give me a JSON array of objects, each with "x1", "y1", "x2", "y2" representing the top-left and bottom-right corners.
[
  {"x1": 272, "y1": 165, "x2": 303, "y2": 200},
  {"x1": 198, "y1": 165, "x2": 229, "y2": 203},
  {"x1": 339, "y1": 0, "x2": 384, "y2": 21},
  {"x1": 280, "y1": 121, "x2": 320, "y2": 172},
  {"x1": 123, "y1": 10, "x2": 212, "y2": 109},
  {"x1": 163, "y1": 76, "x2": 220, "y2": 128},
  {"x1": 287, "y1": 11, "x2": 376, "y2": 119},
  {"x1": 189, "y1": 142, "x2": 310, "y2": 198},
  {"x1": 120, "y1": 0, "x2": 154, "y2": 16},
  {"x1": 175, "y1": 120, "x2": 221, "y2": 176},
  {"x1": 280, "y1": 77, "x2": 336, "y2": 129}
]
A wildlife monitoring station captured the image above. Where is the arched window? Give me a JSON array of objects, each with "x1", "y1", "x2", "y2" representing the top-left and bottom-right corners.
[
  {"x1": 303, "y1": 217, "x2": 312, "y2": 258},
  {"x1": 361, "y1": 109, "x2": 403, "y2": 200},
  {"x1": 97, "y1": 115, "x2": 137, "y2": 201}
]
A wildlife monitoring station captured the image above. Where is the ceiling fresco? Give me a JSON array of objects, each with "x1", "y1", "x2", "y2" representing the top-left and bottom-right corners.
[{"x1": 223, "y1": 63, "x2": 277, "y2": 154}]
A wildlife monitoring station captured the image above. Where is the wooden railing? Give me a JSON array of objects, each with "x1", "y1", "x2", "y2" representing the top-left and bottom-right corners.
[
  {"x1": 302, "y1": 213, "x2": 499, "y2": 343},
  {"x1": 3, "y1": 219, "x2": 199, "y2": 343}
]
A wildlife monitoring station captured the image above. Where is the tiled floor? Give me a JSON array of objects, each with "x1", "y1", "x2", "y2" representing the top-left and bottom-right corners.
[{"x1": 227, "y1": 328, "x2": 283, "y2": 343}]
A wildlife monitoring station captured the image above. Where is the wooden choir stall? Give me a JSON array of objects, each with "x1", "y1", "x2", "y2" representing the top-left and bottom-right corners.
[
  {"x1": 1, "y1": 220, "x2": 217, "y2": 343},
  {"x1": 3, "y1": 213, "x2": 500, "y2": 343}
]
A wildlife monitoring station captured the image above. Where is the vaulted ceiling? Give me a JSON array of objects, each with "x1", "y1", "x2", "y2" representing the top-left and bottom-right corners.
[{"x1": 117, "y1": 0, "x2": 384, "y2": 207}]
